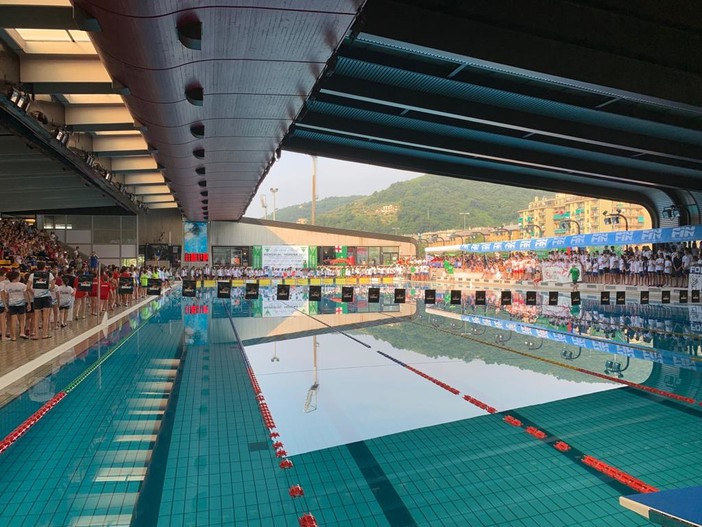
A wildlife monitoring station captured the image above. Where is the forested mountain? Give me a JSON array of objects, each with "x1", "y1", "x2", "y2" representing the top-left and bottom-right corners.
[
  {"x1": 271, "y1": 175, "x2": 551, "y2": 235},
  {"x1": 273, "y1": 195, "x2": 362, "y2": 222}
]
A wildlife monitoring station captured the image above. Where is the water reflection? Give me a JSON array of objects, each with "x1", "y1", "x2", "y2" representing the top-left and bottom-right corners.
[
  {"x1": 238, "y1": 292, "x2": 631, "y2": 455},
  {"x1": 217, "y1": 285, "x2": 702, "y2": 457}
]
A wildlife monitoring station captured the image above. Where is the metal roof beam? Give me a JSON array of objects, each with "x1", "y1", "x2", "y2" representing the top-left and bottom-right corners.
[
  {"x1": 128, "y1": 184, "x2": 169, "y2": 195},
  {"x1": 140, "y1": 194, "x2": 174, "y2": 203},
  {"x1": 0, "y1": 5, "x2": 78, "y2": 30},
  {"x1": 21, "y1": 57, "x2": 109, "y2": 84},
  {"x1": 360, "y1": 0, "x2": 702, "y2": 109},
  {"x1": 147, "y1": 202, "x2": 178, "y2": 209},
  {"x1": 111, "y1": 156, "x2": 158, "y2": 173},
  {"x1": 65, "y1": 104, "x2": 135, "y2": 132},
  {"x1": 92, "y1": 134, "x2": 148, "y2": 156},
  {"x1": 122, "y1": 173, "x2": 164, "y2": 186},
  {"x1": 297, "y1": 112, "x2": 702, "y2": 190},
  {"x1": 319, "y1": 76, "x2": 702, "y2": 163}
]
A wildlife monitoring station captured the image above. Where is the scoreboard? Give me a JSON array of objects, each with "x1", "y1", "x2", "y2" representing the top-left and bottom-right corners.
[{"x1": 184, "y1": 253, "x2": 209, "y2": 262}]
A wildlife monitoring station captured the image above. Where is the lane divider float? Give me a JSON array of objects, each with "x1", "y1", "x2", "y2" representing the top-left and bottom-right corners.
[{"x1": 376, "y1": 348, "x2": 659, "y2": 494}]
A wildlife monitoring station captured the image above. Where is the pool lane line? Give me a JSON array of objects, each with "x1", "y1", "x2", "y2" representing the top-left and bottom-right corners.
[
  {"x1": 289, "y1": 305, "x2": 372, "y2": 348},
  {"x1": 0, "y1": 295, "x2": 160, "y2": 456},
  {"x1": 222, "y1": 300, "x2": 319, "y2": 526},
  {"x1": 374, "y1": 347, "x2": 659, "y2": 495}
]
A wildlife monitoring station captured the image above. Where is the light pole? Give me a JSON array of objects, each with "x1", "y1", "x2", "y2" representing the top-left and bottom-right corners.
[
  {"x1": 459, "y1": 212, "x2": 470, "y2": 231},
  {"x1": 260, "y1": 194, "x2": 268, "y2": 220},
  {"x1": 559, "y1": 219, "x2": 581, "y2": 235},
  {"x1": 270, "y1": 187, "x2": 278, "y2": 220},
  {"x1": 603, "y1": 209, "x2": 628, "y2": 230},
  {"x1": 523, "y1": 223, "x2": 543, "y2": 237},
  {"x1": 311, "y1": 155, "x2": 317, "y2": 225}
]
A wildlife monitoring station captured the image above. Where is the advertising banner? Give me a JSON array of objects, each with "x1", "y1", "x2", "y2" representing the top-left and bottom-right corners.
[
  {"x1": 262, "y1": 245, "x2": 308, "y2": 268},
  {"x1": 261, "y1": 299, "x2": 308, "y2": 317},
  {"x1": 118, "y1": 277, "x2": 134, "y2": 294},
  {"x1": 183, "y1": 221, "x2": 208, "y2": 253},
  {"x1": 541, "y1": 263, "x2": 581, "y2": 282},
  {"x1": 448, "y1": 225, "x2": 702, "y2": 254}
]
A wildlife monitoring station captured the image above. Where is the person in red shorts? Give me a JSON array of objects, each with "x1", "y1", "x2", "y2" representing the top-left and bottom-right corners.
[{"x1": 73, "y1": 272, "x2": 89, "y2": 319}]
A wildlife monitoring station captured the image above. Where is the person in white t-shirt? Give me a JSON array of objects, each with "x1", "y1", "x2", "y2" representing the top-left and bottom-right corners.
[
  {"x1": 56, "y1": 278, "x2": 74, "y2": 328},
  {"x1": 4, "y1": 271, "x2": 31, "y2": 341}
]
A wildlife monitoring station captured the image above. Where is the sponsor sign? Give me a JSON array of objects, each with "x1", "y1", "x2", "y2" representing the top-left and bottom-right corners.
[
  {"x1": 309, "y1": 285, "x2": 321, "y2": 301},
  {"x1": 118, "y1": 277, "x2": 134, "y2": 294},
  {"x1": 424, "y1": 289, "x2": 436, "y2": 304},
  {"x1": 147, "y1": 278, "x2": 161, "y2": 295},
  {"x1": 341, "y1": 286, "x2": 354, "y2": 303},
  {"x1": 245, "y1": 282, "x2": 259, "y2": 299},
  {"x1": 262, "y1": 245, "x2": 308, "y2": 268},
  {"x1": 277, "y1": 284, "x2": 290, "y2": 301},
  {"x1": 368, "y1": 287, "x2": 380, "y2": 303},
  {"x1": 182, "y1": 280, "x2": 196, "y2": 298}
]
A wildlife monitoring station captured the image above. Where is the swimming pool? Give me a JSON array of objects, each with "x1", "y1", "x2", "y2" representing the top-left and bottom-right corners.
[{"x1": 0, "y1": 285, "x2": 699, "y2": 526}]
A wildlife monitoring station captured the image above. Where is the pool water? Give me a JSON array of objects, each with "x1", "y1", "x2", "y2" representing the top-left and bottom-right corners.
[{"x1": 0, "y1": 285, "x2": 700, "y2": 526}]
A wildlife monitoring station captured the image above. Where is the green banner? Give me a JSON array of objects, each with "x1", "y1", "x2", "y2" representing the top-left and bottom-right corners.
[
  {"x1": 251, "y1": 297, "x2": 262, "y2": 318},
  {"x1": 335, "y1": 245, "x2": 347, "y2": 258},
  {"x1": 251, "y1": 245, "x2": 262, "y2": 268},
  {"x1": 308, "y1": 246, "x2": 318, "y2": 268}
]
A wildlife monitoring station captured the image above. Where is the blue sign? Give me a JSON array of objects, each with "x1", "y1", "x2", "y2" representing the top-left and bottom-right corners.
[
  {"x1": 183, "y1": 221, "x2": 208, "y2": 253},
  {"x1": 459, "y1": 225, "x2": 702, "y2": 253}
]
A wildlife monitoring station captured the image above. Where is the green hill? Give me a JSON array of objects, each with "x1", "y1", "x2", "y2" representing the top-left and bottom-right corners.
[
  {"x1": 273, "y1": 175, "x2": 551, "y2": 235},
  {"x1": 273, "y1": 195, "x2": 363, "y2": 222}
]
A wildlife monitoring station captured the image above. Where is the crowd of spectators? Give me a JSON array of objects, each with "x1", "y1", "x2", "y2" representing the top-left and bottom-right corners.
[
  {"x1": 177, "y1": 258, "x2": 431, "y2": 281},
  {"x1": 0, "y1": 219, "x2": 173, "y2": 343},
  {"x1": 430, "y1": 242, "x2": 701, "y2": 287}
]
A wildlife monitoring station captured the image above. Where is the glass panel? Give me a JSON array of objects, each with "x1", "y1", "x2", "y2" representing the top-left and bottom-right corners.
[
  {"x1": 92, "y1": 215, "x2": 120, "y2": 245},
  {"x1": 66, "y1": 215, "x2": 92, "y2": 230},
  {"x1": 212, "y1": 246, "x2": 231, "y2": 266},
  {"x1": 356, "y1": 247, "x2": 368, "y2": 265},
  {"x1": 368, "y1": 246, "x2": 380, "y2": 265},
  {"x1": 121, "y1": 216, "x2": 137, "y2": 244}
]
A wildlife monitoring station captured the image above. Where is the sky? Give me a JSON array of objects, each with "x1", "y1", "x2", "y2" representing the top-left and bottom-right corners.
[{"x1": 244, "y1": 152, "x2": 422, "y2": 219}]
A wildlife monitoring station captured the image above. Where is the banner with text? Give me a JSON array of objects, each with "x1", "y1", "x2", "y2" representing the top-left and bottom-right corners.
[
  {"x1": 453, "y1": 225, "x2": 702, "y2": 254},
  {"x1": 262, "y1": 245, "x2": 308, "y2": 268}
]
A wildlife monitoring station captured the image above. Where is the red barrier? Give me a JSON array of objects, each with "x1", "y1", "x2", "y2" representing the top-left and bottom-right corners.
[
  {"x1": 554, "y1": 441, "x2": 571, "y2": 452},
  {"x1": 0, "y1": 391, "x2": 66, "y2": 456},
  {"x1": 289, "y1": 485, "x2": 305, "y2": 498},
  {"x1": 526, "y1": 426, "x2": 547, "y2": 440},
  {"x1": 299, "y1": 513, "x2": 318, "y2": 527},
  {"x1": 581, "y1": 455, "x2": 658, "y2": 493},
  {"x1": 503, "y1": 415, "x2": 523, "y2": 427}
]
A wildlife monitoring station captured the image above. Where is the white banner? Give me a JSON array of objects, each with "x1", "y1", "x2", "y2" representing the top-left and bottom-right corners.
[
  {"x1": 541, "y1": 263, "x2": 581, "y2": 282},
  {"x1": 262, "y1": 245, "x2": 308, "y2": 268},
  {"x1": 689, "y1": 265, "x2": 702, "y2": 292},
  {"x1": 261, "y1": 299, "x2": 307, "y2": 317}
]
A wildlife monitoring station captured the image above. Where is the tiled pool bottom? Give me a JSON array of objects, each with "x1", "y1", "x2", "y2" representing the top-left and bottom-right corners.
[{"x1": 1, "y1": 288, "x2": 700, "y2": 526}]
